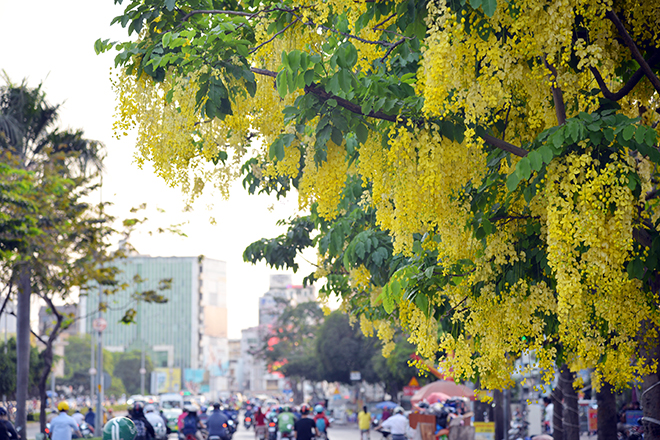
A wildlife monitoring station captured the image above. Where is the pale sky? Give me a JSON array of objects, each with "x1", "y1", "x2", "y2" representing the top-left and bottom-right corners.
[{"x1": 0, "y1": 1, "x2": 322, "y2": 339}]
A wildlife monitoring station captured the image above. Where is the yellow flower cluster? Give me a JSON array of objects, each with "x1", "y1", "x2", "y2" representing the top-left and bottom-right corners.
[{"x1": 538, "y1": 151, "x2": 653, "y2": 388}]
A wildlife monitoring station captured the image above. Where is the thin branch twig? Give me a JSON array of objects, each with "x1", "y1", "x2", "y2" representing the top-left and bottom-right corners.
[
  {"x1": 250, "y1": 19, "x2": 298, "y2": 54},
  {"x1": 606, "y1": 10, "x2": 660, "y2": 95}
]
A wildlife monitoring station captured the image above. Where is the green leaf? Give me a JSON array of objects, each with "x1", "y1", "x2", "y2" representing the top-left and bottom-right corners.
[
  {"x1": 276, "y1": 70, "x2": 288, "y2": 98},
  {"x1": 469, "y1": 0, "x2": 483, "y2": 8},
  {"x1": 269, "y1": 137, "x2": 285, "y2": 161},
  {"x1": 528, "y1": 150, "x2": 543, "y2": 172},
  {"x1": 304, "y1": 69, "x2": 315, "y2": 86},
  {"x1": 482, "y1": 0, "x2": 497, "y2": 16},
  {"x1": 635, "y1": 126, "x2": 647, "y2": 144},
  {"x1": 355, "y1": 123, "x2": 368, "y2": 143},
  {"x1": 645, "y1": 127, "x2": 658, "y2": 146},
  {"x1": 603, "y1": 128, "x2": 615, "y2": 143},
  {"x1": 415, "y1": 293, "x2": 430, "y2": 315},
  {"x1": 288, "y1": 50, "x2": 301, "y2": 73},
  {"x1": 517, "y1": 157, "x2": 532, "y2": 180},
  {"x1": 622, "y1": 125, "x2": 636, "y2": 141},
  {"x1": 539, "y1": 145, "x2": 554, "y2": 163},
  {"x1": 165, "y1": 0, "x2": 176, "y2": 11},
  {"x1": 506, "y1": 172, "x2": 521, "y2": 192}
]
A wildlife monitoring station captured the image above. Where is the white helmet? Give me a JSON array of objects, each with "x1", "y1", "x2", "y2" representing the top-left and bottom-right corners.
[
  {"x1": 144, "y1": 404, "x2": 156, "y2": 413},
  {"x1": 394, "y1": 406, "x2": 404, "y2": 415}
]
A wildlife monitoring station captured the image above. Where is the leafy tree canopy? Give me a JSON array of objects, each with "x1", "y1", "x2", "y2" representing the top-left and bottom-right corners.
[{"x1": 102, "y1": 0, "x2": 660, "y2": 400}]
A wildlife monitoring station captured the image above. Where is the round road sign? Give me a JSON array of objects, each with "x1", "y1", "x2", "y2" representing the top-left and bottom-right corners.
[{"x1": 93, "y1": 317, "x2": 107, "y2": 332}]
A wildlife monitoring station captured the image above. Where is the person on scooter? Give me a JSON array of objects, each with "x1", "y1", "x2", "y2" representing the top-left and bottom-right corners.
[
  {"x1": 84, "y1": 408, "x2": 95, "y2": 432},
  {"x1": 144, "y1": 405, "x2": 166, "y2": 440},
  {"x1": 207, "y1": 403, "x2": 229, "y2": 440},
  {"x1": 102, "y1": 417, "x2": 137, "y2": 440},
  {"x1": 277, "y1": 406, "x2": 295, "y2": 440},
  {"x1": 377, "y1": 407, "x2": 407, "y2": 440},
  {"x1": 254, "y1": 407, "x2": 267, "y2": 440},
  {"x1": 181, "y1": 406, "x2": 205, "y2": 440},
  {"x1": 51, "y1": 402, "x2": 82, "y2": 440},
  {"x1": 0, "y1": 407, "x2": 18, "y2": 440},
  {"x1": 313, "y1": 405, "x2": 330, "y2": 440},
  {"x1": 293, "y1": 406, "x2": 316, "y2": 440},
  {"x1": 129, "y1": 402, "x2": 155, "y2": 440}
]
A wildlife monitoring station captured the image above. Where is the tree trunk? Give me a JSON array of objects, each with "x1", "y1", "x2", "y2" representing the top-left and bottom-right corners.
[
  {"x1": 561, "y1": 366, "x2": 579, "y2": 440},
  {"x1": 640, "y1": 328, "x2": 660, "y2": 440},
  {"x1": 596, "y1": 382, "x2": 617, "y2": 440},
  {"x1": 291, "y1": 378, "x2": 304, "y2": 405},
  {"x1": 38, "y1": 344, "x2": 53, "y2": 434},
  {"x1": 494, "y1": 389, "x2": 504, "y2": 440},
  {"x1": 552, "y1": 384, "x2": 563, "y2": 440},
  {"x1": 15, "y1": 263, "x2": 31, "y2": 440}
]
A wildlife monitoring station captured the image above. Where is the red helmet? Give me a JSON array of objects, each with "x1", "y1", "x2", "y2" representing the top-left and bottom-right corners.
[{"x1": 300, "y1": 404, "x2": 310, "y2": 415}]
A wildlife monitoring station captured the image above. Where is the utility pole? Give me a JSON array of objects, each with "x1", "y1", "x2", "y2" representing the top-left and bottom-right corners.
[
  {"x1": 3, "y1": 305, "x2": 7, "y2": 404},
  {"x1": 93, "y1": 309, "x2": 106, "y2": 433}
]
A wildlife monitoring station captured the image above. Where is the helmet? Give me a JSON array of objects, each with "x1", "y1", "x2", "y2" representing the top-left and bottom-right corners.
[
  {"x1": 132, "y1": 402, "x2": 144, "y2": 414},
  {"x1": 144, "y1": 405, "x2": 156, "y2": 413},
  {"x1": 394, "y1": 406, "x2": 404, "y2": 415},
  {"x1": 213, "y1": 402, "x2": 221, "y2": 410},
  {"x1": 314, "y1": 405, "x2": 324, "y2": 414},
  {"x1": 58, "y1": 401, "x2": 70, "y2": 412},
  {"x1": 0, "y1": 407, "x2": 7, "y2": 416},
  {"x1": 200, "y1": 406, "x2": 207, "y2": 413},
  {"x1": 184, "y1": 405, "x2": 197, "y2": 414},
  {"x1": 282, "y1": 405, "x2": 290, "y2": 413},
  {"x1": 300, "y1": 405, "x2": 310, "y2": 415},
  {"x1": 103, "y1": 417, "x2": 137, "y2": 440}
]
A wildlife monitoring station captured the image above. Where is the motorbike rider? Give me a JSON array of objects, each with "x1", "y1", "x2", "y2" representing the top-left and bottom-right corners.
[
  {"x1": 277, "y1": 406, "x2": 295, "y2": 439},
  {"x1": 254, "y1": 407, "x2": 267, "y2": 440},
  {"x1": 158, "y1": 410, "x2": 171, "y2": 435},
  {"x1": 51, "y1": 402, "x2": 82, "y2": 440},
  {"x1": 181, "y1": 406, "x2": 206, "y2": 440},
  {"x1": 102, "y1": 417, "x2": 137, "y2": 440},
  {"x1": 144, "y1": 405, "x2": 166, "y2": 440},
  {"x1": 72, "y1": 409, "x2": 85, "y2": 427},
  {"x1": 206, "y1": 403, "x2": 229, "y2": 440},
  {"x1": 293, "y1": 406, "x2": 316, "y2": 440},
  {"x1": 84, "y1": 408, "x2": 96, "y2": 432},
  {"x1": 0, "y1": 407, "x2": 18, "y2": 440},
  {"x1": 313, "y1": 405, "x2": 330, "y2": 439},
  {"x1": 129, "y1": 402, "x2": 156, "y2": 440},
  {"x1": 377, "y1": 407, "x2": 407, "y2": 440}
]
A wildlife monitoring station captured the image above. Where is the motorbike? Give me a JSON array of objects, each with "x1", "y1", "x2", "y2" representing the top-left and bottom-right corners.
[
  {"x1": 79, "y1": 422, "x2": 94, "y2": 438},
  {"x1": 244, "y1": 415, "x2": 253, "y2": 430},
  {"x1": 267, "y1": 420, "x2": 278, "y2": 440},
  {"x1": 227, "y1": 419, "x2": 237, "y2": 436}
]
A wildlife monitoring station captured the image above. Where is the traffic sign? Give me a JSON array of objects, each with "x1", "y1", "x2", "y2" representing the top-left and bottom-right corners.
[
  {"x1": 350, "y1": 371, "x2": 361, "y2": 381},
  {"x1": 92, "y1": 318, "x2": 107, "y2": 332}
]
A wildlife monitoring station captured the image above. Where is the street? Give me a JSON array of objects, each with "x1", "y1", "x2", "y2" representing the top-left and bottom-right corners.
[{"x1": 232, "y1": 425, "x2": 364, "y2": 440}]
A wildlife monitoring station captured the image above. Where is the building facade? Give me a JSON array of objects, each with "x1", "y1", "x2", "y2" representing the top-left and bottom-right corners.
[
  {"x1": 240, "y1": 275, "x2": 315, "y2": 395},
  {"x1": 82, "y1": 255, "x2": 229, "y2": 394}
]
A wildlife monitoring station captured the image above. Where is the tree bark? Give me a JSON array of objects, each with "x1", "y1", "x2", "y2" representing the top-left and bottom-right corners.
[
  {"x1": 596, "y1": 382, "x2": 617, "y2": 440},
  {"x1": 494, "y1": 389, "x2": 504, "y2": 440},
  {"x1": 560, "y1": 366, "x2": 579, "y2": 440},
  {"x1": 15, "y1": 263, "x2": 31, "y2": 440},
  {"x1": 640, "y1": 322, "x2": 660, "y2": 440},
  {"x1": 552, "y1": 384, "x2": 563, "y2": 440}
]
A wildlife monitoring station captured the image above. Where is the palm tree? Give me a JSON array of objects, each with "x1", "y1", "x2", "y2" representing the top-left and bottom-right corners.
[{"x1": 0, "y1": 73, "x2": 104, "y2": 438}]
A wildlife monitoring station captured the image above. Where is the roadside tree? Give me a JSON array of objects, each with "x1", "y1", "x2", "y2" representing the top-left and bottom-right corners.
[{"x1": 102, "y1": 1, "x2": 660, "y2": 437}]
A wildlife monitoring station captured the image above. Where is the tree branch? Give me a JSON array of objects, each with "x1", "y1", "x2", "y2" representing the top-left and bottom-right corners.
[
  {"x1": 249, "y1": 68, "x2": 528, "y2": 157},
  {"x1": 0, "y1": 279, "x2": 14, "y2": 318},
  {"x1": 606, "y1": 10, "x2": 660, "y2": 95},
  {"x1": 544, "y1": 57, "x2": 566, "y2": 125},
  {"x1": 181, "y1": 9, "x2": 256, "y2": 21},
  {"x1": 250, "y1": 19, "x2": 299, "y2": 54},
  {"x1": 589, "y1": 50, "x2": 660, "y2": 101}
]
